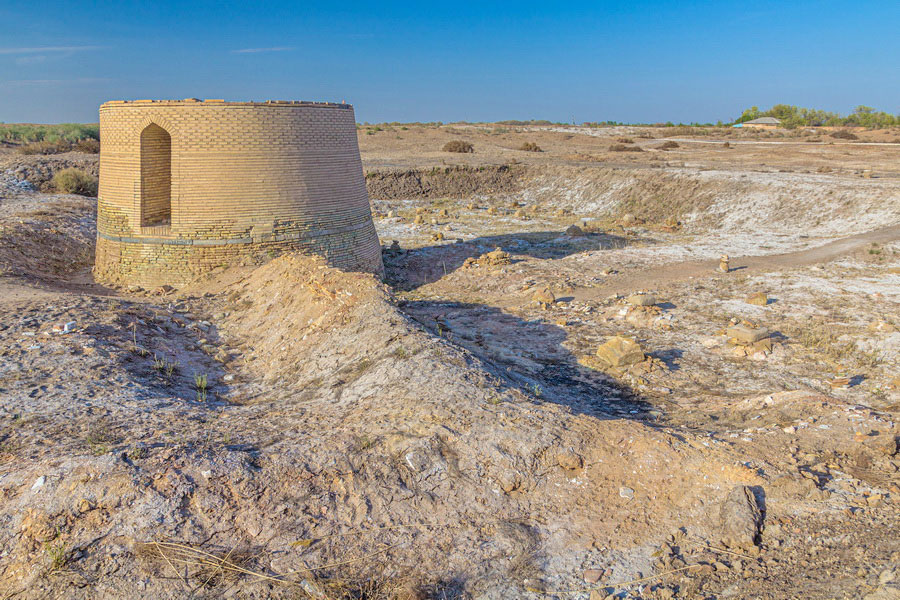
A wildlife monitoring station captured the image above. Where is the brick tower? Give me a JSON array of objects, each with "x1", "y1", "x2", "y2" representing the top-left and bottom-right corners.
[{"x1": 94, "y1": 99, "x2": 383, "y2": 287}]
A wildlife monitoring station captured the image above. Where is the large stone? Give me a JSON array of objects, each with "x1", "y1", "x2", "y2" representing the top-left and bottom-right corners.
[
  {"x1": 745, "y1": 292, "x2": 768, "y2": 306},
  {"x1": 595, "y1": 336, "x2": 645, "y2": 367},
  {"x1": 481, "y1": 247, "x2": 511, "y2": 266},
  {"x1": 532, "y1": 287, "x2": 556, "y2": 306},
  {"x1": 719, "y1": 485, "x2": 762, "y2": 548},
  {"x1": 626, "y1": 294, "x2": 656, "y2": 307},
  {"x1": 727, "y1": 325, "x2": 770, "y2": 344}
]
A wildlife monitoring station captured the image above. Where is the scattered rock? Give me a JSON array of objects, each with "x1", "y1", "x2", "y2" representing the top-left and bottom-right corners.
[
  {"x1": 583, "y1": 569, "x2": 603, "y2": 584},
  {"x1": 619, "y1": 486, "x2": 635, "y2": 499}
]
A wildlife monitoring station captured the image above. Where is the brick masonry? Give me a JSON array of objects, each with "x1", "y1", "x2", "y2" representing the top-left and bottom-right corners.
[{"x1": 94, "y1": 99, "x2": 384, "y2": 287}]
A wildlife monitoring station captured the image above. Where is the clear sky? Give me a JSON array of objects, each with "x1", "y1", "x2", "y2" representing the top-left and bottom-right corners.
[{"x1": 0, "y1": 0, "x2": 897, "y2": 124}]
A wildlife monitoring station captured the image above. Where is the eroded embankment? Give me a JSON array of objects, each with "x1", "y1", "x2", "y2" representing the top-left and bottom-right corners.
[
  {"x1": 365, "y1": 164, "x2": 525, "y2": 201},
  {"x1": 367, "y1": 163, "x2": 900, "y2": 237},
  {"x1": 0, "y1": 195, "x2": 95, "y2": 281}
]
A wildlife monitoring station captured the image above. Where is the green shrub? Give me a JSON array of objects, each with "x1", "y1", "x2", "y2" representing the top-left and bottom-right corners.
[
  {"x1": 442, "y1": 140, "x2": 474, "y2": 153},
  {"x1": 0, "y1": 123, "x2": 98, "y2": 143},
  {"x1": 518, "y1": 141, "x2": 542, "y2": 152},
  {"x1": 52, "y1": 168, "x2": 98, "y2": 196}
]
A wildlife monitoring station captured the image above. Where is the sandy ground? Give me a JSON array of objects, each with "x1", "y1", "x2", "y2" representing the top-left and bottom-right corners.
[{"x1": 0, "y1": 125, "x2": 898, "y2": 599}]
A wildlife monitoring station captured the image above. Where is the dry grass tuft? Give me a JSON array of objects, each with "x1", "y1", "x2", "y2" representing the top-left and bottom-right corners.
[
  {"x1": 658, "y1": 141, "x2": 679, "y2": 150},
  {"x1": 136, "y1": 539, "x2": 428, "y2": 599},
  {"x1": 518, "y1": 141, "x2": 542, "y2": 152},
  {"x1": 442, "y1": 140, "x2": 474, "y2": 153}
]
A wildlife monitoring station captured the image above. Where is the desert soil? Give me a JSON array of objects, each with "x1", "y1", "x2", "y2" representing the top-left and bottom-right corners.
[{"x1": 0, "y1": 124, "x2": 898, "y2": 599}]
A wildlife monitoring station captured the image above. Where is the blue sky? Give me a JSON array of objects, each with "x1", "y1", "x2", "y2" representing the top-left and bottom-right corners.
[{"x1": 0, "y1": 0, "x2": 897, "y2": 124}]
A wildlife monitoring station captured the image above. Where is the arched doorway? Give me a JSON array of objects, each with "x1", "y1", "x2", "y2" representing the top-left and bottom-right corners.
[{"x1": 140, "y1": 124, "x2": 171, "y2": 227}]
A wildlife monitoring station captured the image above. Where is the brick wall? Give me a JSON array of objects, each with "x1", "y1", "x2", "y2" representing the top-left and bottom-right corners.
[{"x1": 94, "y1": 99, "x2": 383, "y2": 287}]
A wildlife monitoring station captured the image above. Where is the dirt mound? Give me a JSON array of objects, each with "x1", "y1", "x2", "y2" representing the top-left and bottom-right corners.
[
  {"x1": 0, "y1": 253, "x2": 763, "y2": 598},
  {"x1": 365, "y1": 164, "x2": 524, "y2": 201},
  {"x1": 0, "y1": 196, "x2": 95, "y2": 281}
]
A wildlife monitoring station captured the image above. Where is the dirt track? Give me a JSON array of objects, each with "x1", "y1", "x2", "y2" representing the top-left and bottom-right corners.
[{"x1": 569, "y1": 223, "x2": 900, "y2": 303}]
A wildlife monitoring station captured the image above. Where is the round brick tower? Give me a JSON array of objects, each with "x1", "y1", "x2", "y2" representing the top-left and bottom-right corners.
[{"x1": 94, "y1": 99, "x2": 383, "y2": 287}]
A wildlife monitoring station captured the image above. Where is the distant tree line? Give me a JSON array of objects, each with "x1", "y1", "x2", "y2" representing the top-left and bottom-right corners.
[
  {"x1": 0, "y1": 123, "x2": 99, "y2": 143},
  {"x1": 735, "y1": 105, "x2": 898, "y2": 128}
]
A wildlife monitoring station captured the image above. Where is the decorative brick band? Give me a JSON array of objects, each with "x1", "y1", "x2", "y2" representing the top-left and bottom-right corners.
[
  {"x1": 94, "y1": 99, "x2": 383, "y2": 287},
  {"x1": 96, "y1": 219, "x2": 373, "y2": 246}
]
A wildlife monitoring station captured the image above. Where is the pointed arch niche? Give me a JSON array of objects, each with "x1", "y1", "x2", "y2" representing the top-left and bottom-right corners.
[{"x1": 140, "y1": 123, "x2": 171, "y2": 227}]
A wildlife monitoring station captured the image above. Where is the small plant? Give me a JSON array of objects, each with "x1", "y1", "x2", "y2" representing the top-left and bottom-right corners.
[
  {"x1": 531, "y1": 383, "x2": 543, "y2": 398},
  {"x1": 128, "y1": 445, "x2": 148, "y2": 460},
  {"x1": 52, "y1": 168, "x2": 98, "y2": 196},
  {"x1": 130, "y1": 322, "x2": 148, "y2": 356},
  {"x1": 195, "y1": 374, "x2": 208, "y2": 401},
  {"x1": 518, "y1": 141, "x2": 542, "y2": 152},
  {"x1": 442, "y1": 140, "x2": 474, "y2": 153},
  {"x1": 45, "y1": 536, "x2": 69, "y2": 571},
  {"x1": 152, "y1": 354, "x2": 177, "y2": 378},
  {"x1": 85, "y1": 425, "x2": 113, "y2": 456}
]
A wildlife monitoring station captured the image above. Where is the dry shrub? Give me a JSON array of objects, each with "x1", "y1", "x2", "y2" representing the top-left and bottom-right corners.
[
  {"x1": 658, "y1": 141, "x2": 679, "y2": 150},
  {"x1": 52, "y1": 168, "x2": 98, "y2": 196},
  {"x1": 442, "y1": 140, "x2": 474, "y2": 153},
  {"x1": 17, "y1": 140, "x2": 70, "y2": 155},
  {"x1": 722, "y1": 141, "x2": 731, "y2": 148},
  {"x1": 615, "y1": 137, "x2": 634, "y2": 143},
  {"x1": 830, "y1": 130, "x2": 858, "y2": 140},
  {"x1": 75, "y1": 138, "x2": 100, "y2": 153},
  {"x1": 609, "y1": 143, "x2": 643, "y2": 152},
  {"x1": 518, "y1": 141, "x2": 542, "y2": 152}
]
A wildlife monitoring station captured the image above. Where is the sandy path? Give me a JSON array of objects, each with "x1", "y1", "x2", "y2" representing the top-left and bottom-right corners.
[{"x1": 570, "y1": 223, "x2": 900, "y2": 302}]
